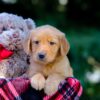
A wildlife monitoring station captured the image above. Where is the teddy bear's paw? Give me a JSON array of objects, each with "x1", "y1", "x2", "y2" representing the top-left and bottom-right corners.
[{"x1": 30, "y1": 73, "x2": 45, "y2": 90}]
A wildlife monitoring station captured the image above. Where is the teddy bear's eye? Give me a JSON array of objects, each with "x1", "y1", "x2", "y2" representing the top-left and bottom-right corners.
[{"x1": 20, "y1": 27, "x2": 24, "y2": 31}]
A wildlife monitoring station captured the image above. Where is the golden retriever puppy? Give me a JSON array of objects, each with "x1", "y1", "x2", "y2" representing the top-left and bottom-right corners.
[{"x1": 24, "y1": 25, "x2": 73, "y2": 95}]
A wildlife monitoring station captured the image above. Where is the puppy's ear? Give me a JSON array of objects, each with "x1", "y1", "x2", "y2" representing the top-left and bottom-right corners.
[
  {"x1": 60, "y1": 35, "x2": 70, "y2": 56},
  {"x1": 23, "y1": 32, "x2": 32, "y2": 54}
]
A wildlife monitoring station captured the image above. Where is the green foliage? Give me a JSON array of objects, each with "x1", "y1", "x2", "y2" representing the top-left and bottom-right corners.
[{"x1": 66, "y1": 27, "x2": 100, "y2": 100}]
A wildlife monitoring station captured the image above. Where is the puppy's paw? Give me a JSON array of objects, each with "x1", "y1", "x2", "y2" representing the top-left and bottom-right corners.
[
  {"x1": 30, "y1": 73, "x2": 45, "y2": 90},
  {"x1": 44, "y1": 82, "x2": 58, "y2": 96},
  {"x1": 44, "y1": 79, "x2": 61, "y2": 95},
  {"x1": 44, "y1": 74, "x2": 65, "y2": 96}
]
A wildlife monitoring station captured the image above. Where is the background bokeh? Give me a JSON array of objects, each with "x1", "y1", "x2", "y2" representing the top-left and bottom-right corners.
[{"x1": 0, "y1": 0, "x2": 100, "y2": 99}]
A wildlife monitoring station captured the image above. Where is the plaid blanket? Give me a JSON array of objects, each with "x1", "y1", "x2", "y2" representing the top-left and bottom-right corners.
[{"x1": 0, "y1": 77, "x2": 82, "y2": 100}]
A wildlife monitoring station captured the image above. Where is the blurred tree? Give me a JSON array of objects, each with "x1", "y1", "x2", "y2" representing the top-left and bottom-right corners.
[{"x1": 67, "y1": 0, "x2": 100, "y2": 26}]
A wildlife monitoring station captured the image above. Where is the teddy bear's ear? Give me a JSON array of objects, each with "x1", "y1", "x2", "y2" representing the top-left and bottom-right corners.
[{"x1": 25, "y1": 18, "x2": 36, "y2": 30}]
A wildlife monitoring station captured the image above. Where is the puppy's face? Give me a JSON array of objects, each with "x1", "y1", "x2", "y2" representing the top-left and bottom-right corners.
[
  {"x1": 24, "y1": 25, "x2": 70, "y2": 65},
  {"x1": 32, "y1": 32, "x2": 60, "y2": 64}
]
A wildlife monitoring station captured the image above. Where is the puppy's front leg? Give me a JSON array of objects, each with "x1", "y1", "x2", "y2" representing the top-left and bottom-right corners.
[
  {"x1": 30, "y1": 73, "x2": 46, "y2": 90},
  {"x1": 44, "y1": 73, "x2": 65, "y2": 96}
]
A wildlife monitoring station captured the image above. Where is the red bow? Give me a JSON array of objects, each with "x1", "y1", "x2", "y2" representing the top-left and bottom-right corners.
[{"x1": 0, "y1": 44, "x2": 13, "y2": 61}]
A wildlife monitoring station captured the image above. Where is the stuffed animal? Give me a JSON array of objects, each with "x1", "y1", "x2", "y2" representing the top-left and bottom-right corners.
[{"x1": 0, "y1": 12, "x2": 35, "y2": 78}]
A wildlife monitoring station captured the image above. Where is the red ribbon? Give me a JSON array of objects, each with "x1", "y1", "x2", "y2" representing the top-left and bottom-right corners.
[{"x1": 0, "y1": 44, "x2": 13, "y2": 61}]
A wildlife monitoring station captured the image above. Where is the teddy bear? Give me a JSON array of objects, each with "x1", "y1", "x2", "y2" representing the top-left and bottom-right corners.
[{"x1": 0, "y1": 12, "x2": 36, "y2": 78}]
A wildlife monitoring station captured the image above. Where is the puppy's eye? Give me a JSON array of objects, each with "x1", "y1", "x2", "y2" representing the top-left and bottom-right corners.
[
  {"x1": 33, "y1": 41, "x2": 39, "y2": 44},
  {"x1": 49, "y1": 41, "x2": 56, "y2": 45}
]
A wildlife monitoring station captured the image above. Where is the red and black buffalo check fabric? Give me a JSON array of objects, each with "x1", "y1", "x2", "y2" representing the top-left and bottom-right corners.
[{"x1": 0, "y1": 77, "x2": 82, "y2": 100}]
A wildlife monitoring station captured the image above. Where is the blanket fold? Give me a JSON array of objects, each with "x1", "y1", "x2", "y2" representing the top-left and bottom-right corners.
[{"x1": 0, "y1": 77, "x2": 82, "y2": 100}]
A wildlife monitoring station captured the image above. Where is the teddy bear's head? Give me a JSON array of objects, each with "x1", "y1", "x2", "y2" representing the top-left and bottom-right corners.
[{"x1": 0, "y1": 13, "x2": 35, "y2": 50}]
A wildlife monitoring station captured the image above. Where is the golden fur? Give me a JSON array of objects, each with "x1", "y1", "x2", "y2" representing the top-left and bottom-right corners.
[{"x1": 24, "y1": 25, "x2": 73, "y2": 95}]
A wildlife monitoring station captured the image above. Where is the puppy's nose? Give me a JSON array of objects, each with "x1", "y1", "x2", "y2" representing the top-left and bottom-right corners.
[{"x1": 38, "y1": 53, "x2": 45, "y2": 60}]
